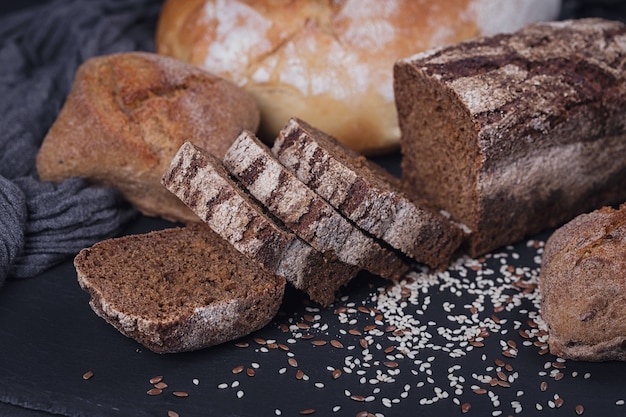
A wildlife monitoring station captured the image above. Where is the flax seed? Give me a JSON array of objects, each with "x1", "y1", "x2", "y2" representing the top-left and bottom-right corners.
[
  {"x1": 575, "y1": 404, "x2": 584, "y2": 415},
  {"x1": 540, "y1": 381, "x2": 548, "y2": 392},
  {"x1": 349, "y1": 329, "x2": 362, "y2": 336},
  {"x1": 232, "y1": 365, "x2": 244, "y2": 374},
  {"x1": 168, "y1": 411, "x2": 179, "y2": 417},
  {"x1": 82, "y1": 371, "x2": 94, "y2": 380},
  {"x1": 299, "y1": 409, "x2": 316, "y2": 415},
  {"x1": 149, "y1": 375, "x2": 163, "y2": 384},
  {"x1": 246, "y1": 368, "x2": 255, "y2": 377},
  {"x1": 330, "y1": 340, "x2": 344, "y2": 348},
  {"x1": 147, "y1": 388, "x2": 162, "y2": 396},
  {"x1": 462, "y1": 402, "x2": 472, "y2": 413},
  {"x1": 332, "y1": 369, "x2": 342, "y2": 379},
  {"x1": 173, "y1": 391, "x2": 189, "y2": 398},
  {"x1": 311, "y1": 340, "x2": 327, "y2": 346},
  {"x1": 288, "y1": 358, "x2": 298, "y2": 367},
  {"x1": 154, "y1": 382, "x2": 168, "y2": 390}
]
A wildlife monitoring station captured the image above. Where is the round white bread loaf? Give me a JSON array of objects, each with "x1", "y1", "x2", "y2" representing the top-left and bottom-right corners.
[{"x1": 156, "y1": 0, "x2": 561, "y2": 155}]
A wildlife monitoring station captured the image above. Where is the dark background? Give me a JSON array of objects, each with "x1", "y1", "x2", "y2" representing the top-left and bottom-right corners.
[{"x1": 1, "y1": 1, "x2": 625, "y2": 417}]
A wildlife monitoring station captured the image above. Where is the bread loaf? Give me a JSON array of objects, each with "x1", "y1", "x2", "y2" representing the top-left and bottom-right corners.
[
  {"x1": 74, "y1": 224, "x2": 285, "y2": 353},
  {"x1": 162, "y1": 141, "x2": 360, "y2": 306},
  {"x1": 155, "y1": 0, "x2": 560, "y2": 155},
  {"x1": 540, "y1": 204, "x2": 626, "y2": 361},
  {"x1": 36, "y1": 51, "x2": 259, "y2": 223},
  {"x1": 223, "y1": 130, "x2": 410, "y2": 281},
  {"x1": 394, "y1": 18, "x2": 626, "y2": 257},
  {"x1": 272, "y1": 118, "x2": 463, "y2": 269}
]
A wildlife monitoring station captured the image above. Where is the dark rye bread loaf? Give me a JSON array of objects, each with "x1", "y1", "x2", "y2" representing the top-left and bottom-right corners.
[
  {"x1": 74, "y1": 224, "x2": 285, "y2": 354},
  {"x1": 223, "y1": 130, "x2": 410, "y2": 281},
  {"x1": 540, "y1": 204, "x2": 626, "y2": 361},
  {"x1": 162, "y1": 141, "x2": 359, "y2": 306},
  {"x1": 394, "y1": 18, "x2": 626, "y2": 257},
  {"x1": 272, "y1": 118, "x2": 463, "y2": 269}
]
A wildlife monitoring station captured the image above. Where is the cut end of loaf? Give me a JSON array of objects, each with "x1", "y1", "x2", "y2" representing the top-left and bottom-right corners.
[
  {"x1": 394, "y1": 60, "x2": 481, "y2": 248},
  {"x1": 74, "y1": 224, "x2": 285, "y2": 353}
]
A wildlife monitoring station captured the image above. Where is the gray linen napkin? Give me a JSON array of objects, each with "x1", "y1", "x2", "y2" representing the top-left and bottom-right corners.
[{"x1": 0, "y1": 0, "x2": 163, "y2": 286}]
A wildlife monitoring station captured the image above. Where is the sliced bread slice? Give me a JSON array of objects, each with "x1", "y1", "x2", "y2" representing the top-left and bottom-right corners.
[
  {"x1": 162, "y1": 141, "x2": 360, "y2": 306},
  {"x1": 223, "y1": 130, "x2": 410, "y2": 281},
  {"x1": 272, "y1": 118, "x2": 463, "y2": 269},
  {"x1": 74, "y1": 223, "x2": 285, "y2": 354}
]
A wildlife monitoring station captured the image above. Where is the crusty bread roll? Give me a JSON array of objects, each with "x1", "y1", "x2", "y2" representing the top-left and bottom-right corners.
[
  {"x1": 37, "y1": 51, "x2": 259, "y2": 223},
  {"x1": 75, "y1": 224, "x2": 285, "y2": 354},
  {"x1": 155, "y1": 0, "x2": 560, "y2": 155},
  {"x1": 540, "y1": 204, "x2": 626, "y2": 361}
]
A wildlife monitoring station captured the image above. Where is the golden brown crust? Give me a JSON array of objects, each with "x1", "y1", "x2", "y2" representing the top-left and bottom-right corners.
[
  {"x1": 155, "y1": 0, "x2": 560, "y2": 155},
  {"x1": 36, "y1": 51, "x2": 259, "y2": 223},
  {"x1": 540, "y1": 204, "x2": 626, "y2": 361}
]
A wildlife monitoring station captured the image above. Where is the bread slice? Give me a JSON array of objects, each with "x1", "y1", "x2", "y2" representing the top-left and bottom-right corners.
[
  {"x1": 223, "y1": 130, "x2": 410, "y2": 281},
  {"x1": 162, "y1": 141, "x2": 360, "y2": 306},
  {"x1": 539, "y1": 203, "x2": 626, "y2": 361},
  {"x1": 74, "y1": 224, "x2": 285, "y2": 354},
  {"x1": 272, "y1": 118, "x2": 463, "y2": 269}
]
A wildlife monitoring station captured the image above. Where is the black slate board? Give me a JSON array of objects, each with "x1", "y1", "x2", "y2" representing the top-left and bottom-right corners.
[{"x1": 2, "y1": 1, "x2": 626, "y2": 416}]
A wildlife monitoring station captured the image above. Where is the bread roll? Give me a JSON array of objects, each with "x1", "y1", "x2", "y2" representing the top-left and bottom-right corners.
[
  {"x1": 37, "y1": 51, "x2": 259, "y2": 223},
  {"x1": 540, "y1": 204, "x2": 626, "y2": 361},
  {"x1": 394, "y1": 18, "x2": 626, "y2": 256},
  {"x1": 155, "y1": 0, "x2": 560, "y2": 155}
]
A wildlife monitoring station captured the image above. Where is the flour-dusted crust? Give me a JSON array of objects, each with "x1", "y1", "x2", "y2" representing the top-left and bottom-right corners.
[
  {"x1": 155, "y1": 0, "x2": 560, "y2": 155},
  {"x1": 395, "y1": 18, "x2": 626, "y2": 256},
  {"x1": 37, "y1": 51, "x2": 259, "y2": 223},
  {"x1": 223, "y1": 131, "x2": 410, "y2": 280},
  {"x1": 272, "y1": 118, "x2": 463, "y2": 269},
  {"x1": 540, "y1": 204, "x2": 626, "y2": 361},
  {"x1": 74, "y1": 224, "x2": 285, "y2": 354},
  {"x1": 163, "y1": 141, "x2": 359, "y2": 306}
]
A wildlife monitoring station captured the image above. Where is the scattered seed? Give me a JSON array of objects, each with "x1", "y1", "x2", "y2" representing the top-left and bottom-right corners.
[
  {"x1": 473, "y1": 388, "x2": 487, "y2": 395},
  {"x1": 154, "y1": 382, "x2": 168, "y2": 390},
  {"x1": 331, "y1": 340, "x2": 344, "y2": 349},
  {"x1": 167, "y1": 411, "x2": 179, "y2": 417},
  {"x1": 299, "y1": 409, "x2": 316, "y2": 415},
  {"x1": 461, "y1": 402, "x2": 472, "y2": 413},
  {"x1": 246, "y1": 368, "x2": 255, "y2": 377},
  {"x1": 332, "y1": 369, "x2": 342, "y2": 379},
  {"x1": 540, "y1": 381, "x2": 548, "y2": 391},
  {"x1": 232, "y1": 366, "x2": 244, "y2": 374},
  {"x1": 82, "y1": 371, "x2": 94, "y2": 380},
  {"x1": 311, "y1": 340, "x2": 327, "y2": 346},
  {"x1": 555, "y1": 397, "x2": 564, "y2": 408},
  {"x1": 288, "y1": 358, "x2": 298, "y2": 367},
  {"x1": 173, "y1": 391, "x2": 189, "y2": 398},
  {"x1": 575, "y1": 404, "x2": 585, "y2": 415},
  {"x1": 296, "y1": 370, "x2": 305, "y2": 380},
  {"x1": 146, "y1": 388, "x2": 162, "y2": 396},
  {"x1": 149, "y1": 375, "x2": 163, "y2": 384}
]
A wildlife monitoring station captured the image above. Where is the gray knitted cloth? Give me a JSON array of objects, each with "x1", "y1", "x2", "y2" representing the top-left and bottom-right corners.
[{"x1": 0, "y1": 0, "x2": 163, "y2": 286}]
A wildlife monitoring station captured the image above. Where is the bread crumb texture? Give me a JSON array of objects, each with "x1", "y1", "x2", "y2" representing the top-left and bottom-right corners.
[{"x1": 74, "y1": 224, "x2": 285, "y2": 353}]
